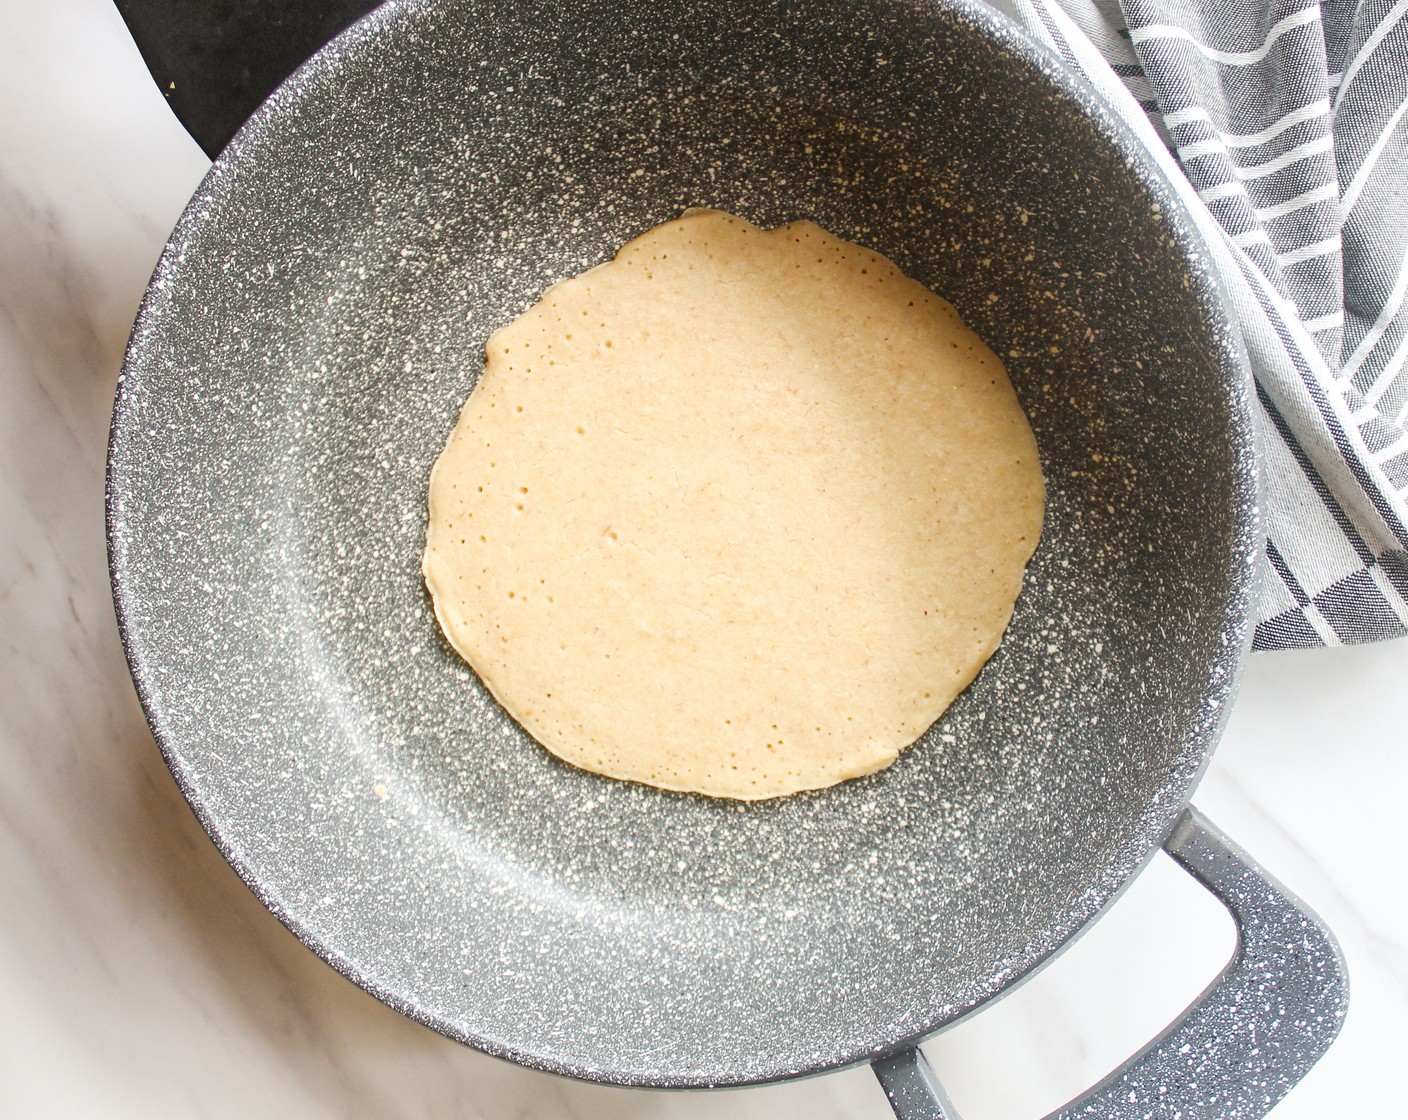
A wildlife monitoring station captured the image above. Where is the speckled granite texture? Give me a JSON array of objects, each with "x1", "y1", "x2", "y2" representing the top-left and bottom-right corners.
[{"x1": 108, "y1": 0, "x2": 1256, "y2": 1090}]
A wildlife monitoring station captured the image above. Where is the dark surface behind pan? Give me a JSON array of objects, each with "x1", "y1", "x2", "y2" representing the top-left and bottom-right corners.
[{"x1": 108, "y1": 0, "x2": 1256, "y2": 1087}]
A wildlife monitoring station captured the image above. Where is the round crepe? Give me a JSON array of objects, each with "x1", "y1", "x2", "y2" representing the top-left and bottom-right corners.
[{"x1": 424, "y1": 209, "x2": 1044, "y2": 799}]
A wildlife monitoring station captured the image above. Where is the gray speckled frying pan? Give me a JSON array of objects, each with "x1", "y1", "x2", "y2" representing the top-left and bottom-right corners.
[{"x1": 106, "y1": 0, "x2": 1348, "y2": 1115}]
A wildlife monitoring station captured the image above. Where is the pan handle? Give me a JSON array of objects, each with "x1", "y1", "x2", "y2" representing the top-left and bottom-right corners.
[
  {"x1": 113, "y1": 0, "x2": 381, "y2": 158},
  {"x1": 871, "y1": 805, "x2": 1348, "y2": 1120}
]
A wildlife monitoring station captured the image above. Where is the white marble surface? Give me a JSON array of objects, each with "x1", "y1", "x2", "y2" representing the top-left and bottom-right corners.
[{"x1": 2, "y1": 1, "x2": 1404, "y2": 1116}]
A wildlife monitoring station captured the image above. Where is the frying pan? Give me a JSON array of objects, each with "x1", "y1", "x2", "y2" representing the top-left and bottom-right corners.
[{"x1": 107, "y1": 0, "x2": 1348, "y2": 1115}]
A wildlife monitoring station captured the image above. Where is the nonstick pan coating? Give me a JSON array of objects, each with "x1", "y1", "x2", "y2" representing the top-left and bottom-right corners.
[{"x1": 108, "y1": 0, "x2": 1256, "y2": 1088}]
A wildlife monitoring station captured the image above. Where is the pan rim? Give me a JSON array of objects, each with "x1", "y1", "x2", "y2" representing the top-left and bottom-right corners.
[{"x1": 106, "y1": 0, "x2": 1260, "y2": 1090}]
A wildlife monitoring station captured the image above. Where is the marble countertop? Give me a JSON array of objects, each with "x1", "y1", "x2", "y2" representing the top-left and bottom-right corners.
[{"x1": 3, "y1": 1, "x2": 1404, "y2": 1116}]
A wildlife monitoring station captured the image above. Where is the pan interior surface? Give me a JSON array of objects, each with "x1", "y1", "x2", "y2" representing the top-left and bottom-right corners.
[{"x1": 109, "y1": 0, "x2": 1256, "y2": 1087}]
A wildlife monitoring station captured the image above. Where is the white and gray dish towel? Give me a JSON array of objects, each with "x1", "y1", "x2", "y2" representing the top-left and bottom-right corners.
[{"x1": 996, "y1": 0, "x2": 1408, "y2": 649}]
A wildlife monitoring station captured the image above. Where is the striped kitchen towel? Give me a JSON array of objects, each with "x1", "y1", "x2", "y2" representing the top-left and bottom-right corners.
[{"x1": 1000, "y1": 0, "x2": 1408, "y2": 649}]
